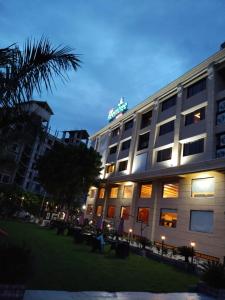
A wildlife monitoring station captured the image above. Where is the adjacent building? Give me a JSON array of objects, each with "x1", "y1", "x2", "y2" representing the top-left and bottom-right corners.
[
  {"x1": 0, "y1": 100, "x2": 89, "y2": 196},
  {"x1": 85, "y1": 44, "x2": 225, "y2": 261}
]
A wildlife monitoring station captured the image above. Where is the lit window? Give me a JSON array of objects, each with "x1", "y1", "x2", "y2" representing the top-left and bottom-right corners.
[
  {"x1": 120, "y1": 206, "x2": 130, "y2": 220},
  {"x1": 140, "y1": 184, "x2": 152, "y2": 198},
  {"x1": 107, "y1": 205, "x2": 116, "y2": 218},
  {"x1": 110, "y1": 187, "x2": 118, "y2": 198},
  {"x1": 185, "y1": 108, "x2": 205, "y2": 126},
  {"x1": 163, "y1": 183, "x2": 179, "y2": 198},
  {"x1": 106, "y1": 163, "x2": 115, "y2": 173},
  {"x1": 159, "y1": 209, "x2": 177, "y2": 228},
  {"x1": 96, "y1": 205, "x2": 103, "y2": 217},
  {"x1": 86, "y1": 204, "x2": 93, "y2": 215},
  {"x1": 191, "y1": 177, "x2": 214, "y2": 197},
  {"x1": 190, "y1": 210, "x2": 213, "y2": 233},
  {"x1": 123, "y1": 185, "x2": 133, "y2": 198},
  {"x1": 119, "y1": 160, "x2": 128, "y2": 171},
  {"x1": 137, "y1": 207, "x2": 149, "y2": 224},
  {"x1": 89, "y1": 189, "x2": 96, "y2": 198},
  {"x1": 98, "y1": 188, "x2": 105, "y2": 199}
]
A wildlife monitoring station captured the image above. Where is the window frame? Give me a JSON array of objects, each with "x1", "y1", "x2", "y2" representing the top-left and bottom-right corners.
[
  {"x1": 139, "y1": 183, "x2": 152, "y2": 198},
  {"x1": 137, "y1": 132, "x2": 150, "y2": 151},
  {"x1": 157, "y1": 147, "x2": 172, "y2": 162},
  {"x1": 159, "y1": 208, "x2": 178, "y2": 228},
  {"x1": 189, "y1": 210, "x2": 213, "y2": 233},
  {"x1": 191, "y1": 177, "x2": 214, "y2": 198},
  {"x1": 183, "y1": 138, "x2": 204, "y2": 157},
  {"x1": 107, "y1": 205, "x2": 116, "y2": 218},
  {"x1": 109, "y1": 186, "x2": 119, "y2": 198},
  {"x1": 159, "y1": 120, "x2": 175, "y2": 136},
  {"x1": 140, "y1": 110, "x2": 152, "y2": 129},
  {"x1": 120, "y1": 206, "x2": 131, "y2": 220},
  {"x1": 137, "y1": 207, "x2": 149, "y2": 224},
  {"x1": 187, "y1": 78, "x2": 206, "y2": 98},
  {"x1": 123, "y1": 185, "x2": 133, "y2": 198},
  {"x1": 118, "y1": 160, "x2": 128, "y2": 172},
  {"x1": 162, "y1": 182, "x2": 179, "y2": 198},
  {"x1": 161, "y1": 95, "x2": 177, "y2": 112}
]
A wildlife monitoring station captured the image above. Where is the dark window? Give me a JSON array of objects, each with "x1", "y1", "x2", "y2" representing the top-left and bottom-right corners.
[
  {"x1": 159, "y1": 120, "x2": 174, "y2": 136},
  {"x1": 187, "y1": 78, "x2": 206, "y2": 98},
  {"x1": 109, "y1": 145, "x2": 117, "y2": 154},
  {"x1": 183, "y1": 139, "x2": 204, "y2": 156},
  {"x1": 2, "y1": 175, "x2": 10, "y2": 183},
  {"x1": 112, "y1": 127, "x2": 120, "y2": 137},
  {"x1": 216, "y1": 99, "x2": 225, "y2": 125},
  {"x1": 137, "y1": 132, "x2": 149, "y2": 151},
  {"x1": 119, "y1": 160, "x2": 128, "y2": 171},
  {"x1": 216, "y1": 132, "x2": 225, "y2": 158},
  {"x1": 124, "y1": 119, "x2": 133, "y2": 131},
  {"x1": 157, "y1": 148, "x2": 172, "y2": 162},
  {"x1": 121, "y1": 139, "x2": 131, "y2": 151},
  {"x1": 140, "y1": 110, "x2": 152, "y2": 129},
  {"x1": 161, "y1": 95, "x2": 177, "y2": 111},
  {"x1": 185, "y1": 108, "x2": 205, "y2": 126}
]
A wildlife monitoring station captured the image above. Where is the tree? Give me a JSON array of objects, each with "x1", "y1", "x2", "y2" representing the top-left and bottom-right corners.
[
  {"x1": 0, "y1": 37, "x2": 81, "y2": 114},
  {"x1": 36, "y1": 142, "x2": 102, "y2": 209}
]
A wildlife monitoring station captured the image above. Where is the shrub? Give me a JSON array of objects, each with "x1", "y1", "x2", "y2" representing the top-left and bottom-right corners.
[
  {"x1": 177, "y1": 246, "x2": 195, "y2": 263},
  {"x1": 201, "y1": 261, "x2": 225, "y2": 289},
  {"x1": 0, "y1": 242, "x2": 32, "y2": 284}
]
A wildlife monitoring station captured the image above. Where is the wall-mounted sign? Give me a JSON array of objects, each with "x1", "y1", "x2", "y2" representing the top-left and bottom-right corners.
[{"x1": 108, "y1": 97, "x2": 128, "y2": 122}]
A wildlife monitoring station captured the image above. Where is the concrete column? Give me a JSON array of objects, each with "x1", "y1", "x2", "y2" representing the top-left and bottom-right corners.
[
  {"x1": 206, "y1": 63, "x2": 216, "y2": 159},
  {"x1": 172, "y1": 84, "x2": 183, "y2": 166},
  {"x1": 148, "y1": 99, "x2": 160, "y2": 167},
  {"x1": 150, "y1": 179, "x2": 159, "y2": 242}
]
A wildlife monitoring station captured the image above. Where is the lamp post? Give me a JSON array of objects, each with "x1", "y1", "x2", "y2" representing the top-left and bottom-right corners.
[
  {"x1": 190, "y1": 241, "x2": 196, "y2": 264},
  {"x1": 161, "y1": 235, "x2": 166, "y2": 257},
  {"x1": 128, "y1": 228, "x2": 133, "y2": 243}
]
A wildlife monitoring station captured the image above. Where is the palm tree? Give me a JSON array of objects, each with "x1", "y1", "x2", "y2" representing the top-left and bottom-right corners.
[{"x1": 0, "y1": 37, "x2": 81, "y2": 112}]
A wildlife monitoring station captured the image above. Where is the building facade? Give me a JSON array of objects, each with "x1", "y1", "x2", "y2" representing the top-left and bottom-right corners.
[{"x1": 85, "y1": 45, "x2": 225, "y2": 260}]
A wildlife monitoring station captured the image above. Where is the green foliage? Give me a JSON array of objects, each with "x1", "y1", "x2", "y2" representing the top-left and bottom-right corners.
[
  {"x1": 201, "y1": 261, "x2": 225, "y2": 289},
  {"x1": 36, "y1": 142, "x2": 102, "y2": 207},
  {"x1": 0, "y1": 184, "x2": 42, "y2": 216},
  {"x1": 177, "y1": 246, "x2": 195, "y2": 263}
]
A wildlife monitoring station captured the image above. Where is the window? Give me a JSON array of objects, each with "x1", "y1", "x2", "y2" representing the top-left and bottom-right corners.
[
  {"x1": 137, "y1": 132, "x2": 150, "y2": 151},
  {"x1": 161, "y1": 95, "x2": 177, "y2": 111},
  {"x1": 109, "y1": 145, "x2": 117, "y2": 154},
  {"x1": 159, "y1": 120, "x2": 174, "y2": 136},
  {"x1": 124, "y1": 119, "x2": 133, "y2": 131},
  {"x1": 121, "y1": 139, "x2": 131, "y2": 151},
  {"x1": 123, "y1": 185, "x2": 133, "y2": 198},
  {"x1": 109, "y1": 187, "x2": 118, "y2": 198},
  {"x1": 2, "y1": 175, "x2": 10, "y2": 183},
  {"x1": 120, "y1": 206, "x2": 130, "y2": 220},
  {"x1": 192, "y1": 177, "x2": 214, "y2": 197},
  {"x1": 216, "y1": 132, "x2": 225, "y2": 158},
  {"x1": 163, "y1": 183, "x2": 179, "y2": 198},
  {"x1": 107, "y1": 206, "x2": 116, "y2": 218},
  {"x1": 140, "y1": 184, "x2": 152, "y2": 198},
  {"x1": 98, "y1": 188, "x2": 105, "y2": 199},
  {"x1": 185, "y1": 107, "x2": 205, "y2": 126},
  {"x1": 187, "y1": 78, "x2": 206, "y2": 98},
  {"x1": 159, "y1": 209, "x2": 177, "y2": 228},
  {"x1": 86, "y1": 204, "x2": 93, "y2": 215},
  {"x1": 119, "y1": 160, "x2": 128, "y2": 171},
  {"x1": 112, "y1": 127, "x2": 120, "y2": 137},
  {"x1": 157, "y1": 147, "x2": 172, "y2": 162},
  {"x1": 216, "y1": 99, "x2": 225, "y2": 125},
  {"x1": 190, "y1": 210, "x2": 213, "y2": 233},
  {"x1": 140, "y1": 110, "x2": 152, "y2": 129},
  {"x1": 106, "y1": 163, "x2": 115, "y2": 173},
  {"x1": 137, "y1": 207, "x2": 149, "y2": 224},
  {"x1": 89, "y1": 189, "x2": 96, "y2": 198},
  {"x1": 183, "y1": 139, "x2": 204, "y2": 156},
  {"x1": 96, "y1": 205, "x2": 103, "y2": 217}
]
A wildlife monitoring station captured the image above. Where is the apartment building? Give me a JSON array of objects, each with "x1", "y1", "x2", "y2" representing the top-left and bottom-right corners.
[
  {"x1": 85, "y1": 44, "x2": 225, "y2": 260},
  {"x1": 0, "y1": 100, "x2": 89, "y2": 195}
]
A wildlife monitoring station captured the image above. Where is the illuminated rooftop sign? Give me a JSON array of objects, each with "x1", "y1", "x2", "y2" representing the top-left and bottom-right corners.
[{"x1": 108, "y1": 97, "x2": 128, "y2": 122}]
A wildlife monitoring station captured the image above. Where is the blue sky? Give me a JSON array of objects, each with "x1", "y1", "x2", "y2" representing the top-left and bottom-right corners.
[{"x1": 1, "y1": 0, "x2": 225, "y2": 135}]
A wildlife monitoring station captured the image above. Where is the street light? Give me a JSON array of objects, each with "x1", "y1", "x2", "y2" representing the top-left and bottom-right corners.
[
  {"x1": 190, "y1": 241, "x2": 196, "y2": 264},
  {"x1": 161, "y1": 235, "x2": 166, "y2": 257},
  {"x1": 82, "y1": 204, "x2": 86, "y2": 210},
  {"x1": 128, "y1": 228, "x2": 133, "y2": 243}
]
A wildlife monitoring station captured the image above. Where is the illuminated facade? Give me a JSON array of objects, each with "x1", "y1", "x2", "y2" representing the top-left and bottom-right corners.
[{"x1": 86, "y1": 44, "x2": 225, "y2": 260}]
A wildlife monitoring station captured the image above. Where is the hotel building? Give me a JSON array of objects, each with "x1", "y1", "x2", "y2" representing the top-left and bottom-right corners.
[{"x1": 85, "y1": 44, "x2": 225, "y2": 261}]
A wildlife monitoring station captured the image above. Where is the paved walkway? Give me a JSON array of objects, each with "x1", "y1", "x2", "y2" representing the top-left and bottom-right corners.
[{"x1": 23, "y1": 291, "x2": 214, "y2": 300}]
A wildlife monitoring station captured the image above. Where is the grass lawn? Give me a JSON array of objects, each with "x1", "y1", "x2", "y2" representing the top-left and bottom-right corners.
[{"x1": 0, "y1": 220, "x2": 198, "y2": 292}]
